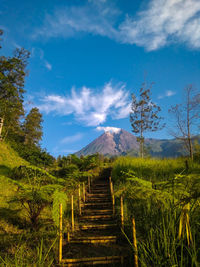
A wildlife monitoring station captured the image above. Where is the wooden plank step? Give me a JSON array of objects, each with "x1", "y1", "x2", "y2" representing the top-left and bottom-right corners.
[
  {"x1": 61, "y1": 256, "x2": 124, "y2": 266},
  {"x1": 80, "y1": 223, "x2": 117, "y2": 230},
  {"x1": 91, "y1": 184, "x2": 110, "y2": 188},
  {"x1": 72, "y1": 235, "x2": 116, "y2": 240},
  {"x1": 83, "y1": 209, "x2": 112, "y2": 214},
  {"x1": 80, "y1": 214, "x2": 113, "y2": 221},
  {"x1": 83, "y1": 202, "x2": 111, "y2": 206},
  {"x1": 86, "y1": 198, "x2": 111, "y2": 202},
  {"x1": 90, "y1": 191, "x2": 110, "y2": 194},
  {"x1": 87, "y1": 193, "x2": 110, "y2": 197}
]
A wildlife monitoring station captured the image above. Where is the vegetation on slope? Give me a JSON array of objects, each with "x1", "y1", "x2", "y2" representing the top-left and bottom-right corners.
[{"x1": 112, "y1": 156, "x2": 200, "y2": 266}]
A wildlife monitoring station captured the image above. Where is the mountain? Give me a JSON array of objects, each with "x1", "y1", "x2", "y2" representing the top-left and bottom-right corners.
[
  {"x1": 76, "y1": 129, "x2": 139, "y2": 157},
  {"x1": 75, "y1": 129, "x2": 200, "y2": 157}
]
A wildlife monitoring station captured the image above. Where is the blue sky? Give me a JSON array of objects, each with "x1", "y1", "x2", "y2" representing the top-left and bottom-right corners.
[{"x1": 1, "y1": 0, "x2": 200, "y2": 156}]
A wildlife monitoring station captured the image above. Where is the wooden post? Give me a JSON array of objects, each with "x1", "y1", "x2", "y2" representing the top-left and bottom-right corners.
[
  {"x1": 132, "y1": 218, "x2": 138, "y2": 267},
  {"x1": 88, "y1": 176, "x2": 90, "y2": 193},
  {"x1": 59, "y1": 203, "x2": 62, "y2": 263},
  {"x1": 112, "y1": 194, "x2": 115, "y2": 216},
  {"x1": 120, "y1": 196, "x2": 124, "y2": 230},
  {"x1": 110, "y1": 181, "x2": 114, "y2": 196},
  {"x1": 0, "y1": 118, "x2": 3, "y2": 140},
  {"x1": 83, "y1": 182, "x2": 86, "y2": 202},
  {"x1": 109, "y1": 176, "x2": 112, "y2": 193},
  {"x1": 110, "y1": 182, "x2": 115, "y2": 216},
  {"x1": 71, "y1": 195, "x2": 74, "y2": 232},
  {"x1": 78, "y1": 183, "x2": 81, "y2": 216},
  {"x1": 67, "y1": 232, "x2": 70, "y2": 242}
]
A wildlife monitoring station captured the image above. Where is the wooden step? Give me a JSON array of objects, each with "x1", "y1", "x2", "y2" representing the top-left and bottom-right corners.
[
  {"x1": 61, "y1": 255, "x2": 124, "y2": 266},
  {"x1": 83, "y1": 202, "x2": 111, "y2": 206},
  {"x1": 69, "y1": 238, "x2": 116, "y2": 244},
  {"x1": 86, "y1": 197, "x2": 111, "y2": 203},
  {"x1": 80, "y1": 214, "x2": 113, "y2": 221},
  {"x1": 80, "y1": 223, "x2": 117, "y2": 230},
  {"x1": 87, "y1": 193, "x2": 110, "y2": 197},
  {"x1": 83, "y1": 209, "x2": 112, "y2": 214}
]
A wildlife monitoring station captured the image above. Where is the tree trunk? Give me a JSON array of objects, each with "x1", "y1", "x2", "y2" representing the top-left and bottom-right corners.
[{"x1": 0, "y1": 117, "x2": 4, "y2": 140}]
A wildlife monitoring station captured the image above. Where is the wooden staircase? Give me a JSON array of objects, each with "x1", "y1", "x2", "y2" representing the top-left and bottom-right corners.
[{"x1": 61, "y1": 178, "x2": 130, "y2": 266}]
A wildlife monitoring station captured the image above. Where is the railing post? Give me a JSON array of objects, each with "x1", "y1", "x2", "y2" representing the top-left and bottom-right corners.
[
  {"x1": 78, "y1": 183, "x2": 81, "y2": 216},
  {"x1": 67, "y1": 231, "x2": 70, "y2": 242},
  {"x1": 120, "y1": 196, "x2": 124, "y2": 230},
  {"x1": 132, "y1": 218, "x2": 138, "y2": 267},
  {"x1": 110, "y1": 182, "x2": 115, "y2": 216},
  {"x1": 71, "y1": 195, "x2": 74, "y2": 232},
  {"x1": 88, "y1": 176, "x2": 90, "y2": 193},
  {"x1": 83, "y1": 182, "x2": 86, "y2": 202},
  {"x1": 109, "y1": 176, "x2": 112, "y2": 193},
  {"x1": 59, "y1": 203, "x2": 62, "y2": 264}
]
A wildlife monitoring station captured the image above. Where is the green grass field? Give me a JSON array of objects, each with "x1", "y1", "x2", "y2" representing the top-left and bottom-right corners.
[{"x1": 112, "y1": 156, "x2": 200, "y2": 266}]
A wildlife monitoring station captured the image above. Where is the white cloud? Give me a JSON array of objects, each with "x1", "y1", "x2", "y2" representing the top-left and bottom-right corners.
[
  {"x1": 37, "y1": 82, "x2": 130, "y2": 126},
  {"x1": 32, "y1": 1, "x2": 119, "y2": 40},
  {"x1": 33, "y1": 0, "x2": 200, "y2": 51},
  {"x1": 96, "y1": 126, "x2": 121, "y2": 133},
  {"x1": 60, "y1": 133, "x2": 83, "y2": 144},
  {"x1": 44, "y1": 60, "x2": 52, "y2": 70},
  {"x1": 158, "y1": 90, "x2": 176, "y2": 99},
  {"x1": 119, "y1": 0, "x2": 200, "y2": 50}
]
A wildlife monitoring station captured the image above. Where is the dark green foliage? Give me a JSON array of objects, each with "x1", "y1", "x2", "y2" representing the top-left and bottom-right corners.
[
  {"x1": 11, "y1": 165, "x2": 56, "y2": 184},
  {"x1": 10, "y1": 140, "x2": 55, "y2": 167},
  {"x1": 0, "y1": 47, "x2": 30, "y2": 139},
  {"x1": 23, "y1": 107, "x2": 43, "y2": 146}
]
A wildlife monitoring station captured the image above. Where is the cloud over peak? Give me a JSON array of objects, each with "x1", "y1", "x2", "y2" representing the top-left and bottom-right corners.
[{"x1": 96, "y1": 126, "x2": 121, "y2": 134}]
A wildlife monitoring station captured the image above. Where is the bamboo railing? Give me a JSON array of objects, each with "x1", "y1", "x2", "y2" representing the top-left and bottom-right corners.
[
  {"x1": 58, "y1": 176, "x2": 92, "y2": 263},
  {"x1": 109, "y1": 176, "x2": 139, "y2": 267}
]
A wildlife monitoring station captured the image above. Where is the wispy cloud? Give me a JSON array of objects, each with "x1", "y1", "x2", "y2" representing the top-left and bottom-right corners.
[
  {"x1": 31, "y1": 47, "x2": 52, "y2": 70},
  {"x1": 32, "y1": 1, "x2": 119, "y2": 40},
  {"x1": 36, "y1": 82, "x2": 130, "y2": 126},
  {"x1": 96, "y1": 126, "x2": 121, "y2": 133},
  {"x1": 32, "y1": 0, "x2": 200, "y2": 51},
  {"x1": 44, "y1": 60, "x2": 52, "y2": 70},
  {"x1": 119, "y1": 0, "x2": 200, "y2": 50},
  {"x1": 60, "y1": 133, "x2": 83, "y2": 144},
  {"x1": 158, "y1": 90, "x2": 176, "y2": 99}
]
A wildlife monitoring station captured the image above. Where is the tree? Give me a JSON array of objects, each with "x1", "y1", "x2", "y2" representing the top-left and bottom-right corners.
[
  {"x1": 169, "y1": 85, "x2": 200, "y2": 160},
  {"x1": 0, "y1": 46, "x2": 30, "y2": 139},
  {"x1": 23, "y1": 107, "x2": 43, "y2": 146},
  {"x1": 130, "y1": 81, "x2": 164, "y2": 158}
]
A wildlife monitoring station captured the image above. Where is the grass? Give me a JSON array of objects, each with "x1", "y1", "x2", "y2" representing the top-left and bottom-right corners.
[{"x1": 112, "y1": 156, "x2": 200, "y2": 266}]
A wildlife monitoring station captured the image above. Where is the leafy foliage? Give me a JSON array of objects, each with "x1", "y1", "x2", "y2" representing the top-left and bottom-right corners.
[
  {"x1": 23, "y1": 107, "x2": 43, "y2": 146},
  {"x1": 0, "y1": 48, "x2": 30, "y2": 139}
]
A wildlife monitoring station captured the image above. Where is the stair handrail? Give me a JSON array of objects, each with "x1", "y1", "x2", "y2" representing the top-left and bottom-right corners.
[{"x1": 110, "y1": 176, "x2": 139, "y2": 267}]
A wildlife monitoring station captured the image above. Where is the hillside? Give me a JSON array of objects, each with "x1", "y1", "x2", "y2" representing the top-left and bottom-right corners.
[{"x1": 0, "y1": 142, "x2": 28, "y2": 176}]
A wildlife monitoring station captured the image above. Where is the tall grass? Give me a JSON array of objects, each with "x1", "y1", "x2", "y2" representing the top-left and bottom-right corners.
[
  {"x1": 112, "y1": 156, "x2": 200, "y2": 266},
  {"x1": 112, "y1": 156, "x2": 200, "y2": 183}
]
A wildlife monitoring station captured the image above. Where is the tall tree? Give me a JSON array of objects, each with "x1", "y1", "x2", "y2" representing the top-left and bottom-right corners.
[
  {"x1": 169, "y1": 85, "x2": 200, "y2": 160},
  {"x1": 23, "y1": 107, "x2": 43, "y2": 146},
  {"x1": 130, "y1": 81, "x2": 164, "y2": 158},
  {"x1": 0, "y1": 46, "x2": 30, "y2": 139}
]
